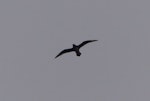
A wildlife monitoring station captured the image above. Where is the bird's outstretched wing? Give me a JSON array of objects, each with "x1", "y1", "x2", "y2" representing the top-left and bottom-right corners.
[
  {"x1": 55, "y1": 48, "x2": 74, "y2": 58},
  {"x1": 78, "y1": 40, "x2": 98, "y2": 48}
]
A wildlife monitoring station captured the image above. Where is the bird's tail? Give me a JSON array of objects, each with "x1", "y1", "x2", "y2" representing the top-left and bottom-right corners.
[{"x1": 75, "y1": 51, "x2": 81, "y2": 56}]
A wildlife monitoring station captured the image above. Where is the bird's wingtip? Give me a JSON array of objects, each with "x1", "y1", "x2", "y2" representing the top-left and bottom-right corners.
[
  {"x1": 92, "y1": 40, "x2": 98, "y2": 41},
  {"x1": 54, "y1": 56, "x2": 58, "y2": 59}
]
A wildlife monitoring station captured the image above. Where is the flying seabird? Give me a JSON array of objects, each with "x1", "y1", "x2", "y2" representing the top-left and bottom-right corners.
[{"x1": 55, "y1": 40, "x2": 98, "y2": 58}]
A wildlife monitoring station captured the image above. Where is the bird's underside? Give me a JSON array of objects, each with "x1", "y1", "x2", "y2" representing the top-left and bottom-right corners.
[{"x1": 55, "y1": 40, "x2": 98, "y2": 58}]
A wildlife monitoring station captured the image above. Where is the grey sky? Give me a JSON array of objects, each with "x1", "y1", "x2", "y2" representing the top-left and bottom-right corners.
[{"x1": 0, "y1": 0, "x2": 150, "y2": 101}]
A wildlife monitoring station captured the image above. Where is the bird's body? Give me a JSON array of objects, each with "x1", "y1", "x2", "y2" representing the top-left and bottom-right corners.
[
  {"x1": 55, "y1": 40, "x2": 98, "y2": 58},
  {"x1": 72, "y1": 44, "x2": 81, "y2": 56}
]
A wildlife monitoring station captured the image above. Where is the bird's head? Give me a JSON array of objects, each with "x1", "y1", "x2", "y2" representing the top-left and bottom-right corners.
[
  {"x1": 72, "y1": 44, "x2": 76, "y2": 47},
  {"x1": 72, "y1": 44, "x2": 77, "y2": 48}
]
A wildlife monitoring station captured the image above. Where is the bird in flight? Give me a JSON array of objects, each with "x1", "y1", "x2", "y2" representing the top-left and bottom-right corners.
[{"x1": 55, "y1": 40, "x2": 98, "y2": 58}]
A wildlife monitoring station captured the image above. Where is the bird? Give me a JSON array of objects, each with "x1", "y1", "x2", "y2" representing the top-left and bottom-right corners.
[{"x1": 55, "y1": 40, "x2": 98, "y2": 58}]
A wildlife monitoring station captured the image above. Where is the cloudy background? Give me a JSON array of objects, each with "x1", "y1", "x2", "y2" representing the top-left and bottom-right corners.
[{"x1": 0, "y1": 0, "x2": 150, "y2": 101}]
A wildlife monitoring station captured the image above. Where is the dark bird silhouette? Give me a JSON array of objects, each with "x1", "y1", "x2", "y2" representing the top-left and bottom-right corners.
[{"x1": 55, "y1": 40, "x2": 98, "y2": 58}]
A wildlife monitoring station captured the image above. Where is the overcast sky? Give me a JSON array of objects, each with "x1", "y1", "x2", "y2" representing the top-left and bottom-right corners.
[{"x1": 0, "y1": 0, "x2": 150, "y2": 101}]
